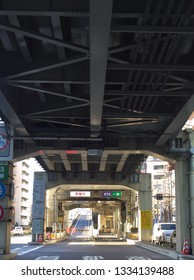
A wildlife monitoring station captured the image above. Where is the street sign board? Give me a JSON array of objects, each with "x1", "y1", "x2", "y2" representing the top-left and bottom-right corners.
[
  {"x1": 87, "y1": 149, "x2": 103, "y2": 156},
  {"x1": 32, "y1": 219, "x2": 44, "y2": 234},
  {"x1": 141, "y1": 210, "x2": 152, "y2": 230},
  {"x1": 0, "y1": 181, "x2": 6, "y2": 199},
  {"x1": 0, "y1": 124, "x2": 13, "y2": 161},
  {"x1": 70, "y1": 191, "x2": 91, "y2": 197},
  {"x1": 32, "y1": 203, "x2": 44, "y2": 219},
  {"x1": 101, "y1": 191, "x2": 122, "y2": 198},
  {"x1": 0, "y1": 132, "x2": 9, "y2": 151},
  {"x1": 111, "y1": 191, "x2": 122, "y2": 197},
  {"x1": 0, "y1": 162, "x2": 8, "y2": 180},
  {"x1": 102, "y1": 191, "x2": 112, "y2": 197}
]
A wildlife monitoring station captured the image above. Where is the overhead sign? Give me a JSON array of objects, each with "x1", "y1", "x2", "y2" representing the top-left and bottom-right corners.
[
  {"x1": 0, "y1": 124, "x2": 13, "y2": 161},
  {"x1": 0, "y1": 133, "x2": 9, "y2": 151},
  {"x1": 0, "y1": 204, "x2": 5, "y2": 221},
  {"x1": 102, "y1": 191, "x2": 112, "y2": 197},
  {"x1": 112, "y1": 191, "x2": 122, "y2": 198},
  {"x1": 0, "y1": 181, "x2": 6, "y2": 199},
  {"x1": 0, "y1": 161, "x2": 8, "y2": 180},
  {"x1": 101, "y1": 191, "x2": 122, "y2": 198},
  {"x1": 87, "y1": 149, "x2": 103, "y2": 156},
  {"x1": 70, "y1": 191, "x2": 91, "y2": 197},
  {"x1": 66, "y1": 150, "x2": 78, "y2": 154}
]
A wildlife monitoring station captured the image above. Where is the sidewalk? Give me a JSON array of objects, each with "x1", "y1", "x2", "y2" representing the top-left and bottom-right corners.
[
  {"x1": 127, "y1": 239, "x2": 194, "y2": 260},
  {"x1": 127, "y1": 239, "x2": 178, "y2": 259}
]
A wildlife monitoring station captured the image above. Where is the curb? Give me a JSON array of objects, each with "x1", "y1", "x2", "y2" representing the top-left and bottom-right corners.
[{"x1": 126, "y1": 239, "x2": 178, "y2": 259}]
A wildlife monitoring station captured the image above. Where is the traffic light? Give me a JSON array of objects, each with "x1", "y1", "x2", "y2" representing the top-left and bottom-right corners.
[
  {"x1": 92, "y1": 213, "x2": 98, "y2": 229},
  {"x1": 156, "y1": 193, "x2": 163, "y2": 200}
]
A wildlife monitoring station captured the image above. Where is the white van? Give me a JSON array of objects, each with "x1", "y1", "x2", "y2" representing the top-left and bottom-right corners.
[{"x1": 151, "y1": 223, "x2": 176, "y2": 245}]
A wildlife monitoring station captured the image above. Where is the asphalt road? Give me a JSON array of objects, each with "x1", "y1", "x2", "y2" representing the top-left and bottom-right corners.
[{"x1": 10, "y1": 215, "x2": 175, "y2": 260}]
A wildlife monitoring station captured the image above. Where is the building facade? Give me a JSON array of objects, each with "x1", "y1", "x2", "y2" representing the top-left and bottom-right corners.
[
  {"x1": 146, "y1": 157, "x2": 176, "y2": 224},
  {"x1": 12, "y1": 158, "x2": 43, "y2": 229}
]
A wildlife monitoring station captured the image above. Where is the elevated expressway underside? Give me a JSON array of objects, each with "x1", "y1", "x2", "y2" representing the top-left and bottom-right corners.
[
  {"x1": 0, "y1": 0, "x2": 194, "y2": 187},
  {"x1": 0, "y1": 1, "x2": 194, "y2": 258}
]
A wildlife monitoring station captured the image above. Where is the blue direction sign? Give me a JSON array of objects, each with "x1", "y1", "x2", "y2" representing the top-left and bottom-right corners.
[{"x1": 0, "y1": 181, "x2": 6, "y2": 199}]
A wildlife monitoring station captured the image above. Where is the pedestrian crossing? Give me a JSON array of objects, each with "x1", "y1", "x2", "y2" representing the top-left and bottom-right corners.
[
  {"x1": 11, "y1": 244, "x2": 44, "y2": 256},
  {"x1": 12, "y1": 246, "x2": 152, "y2": 260},
  {"x1": 126, "y1": 256, "x2": 151, "y2": 260},
  {"x1": 35, "y1": 256, "x2": 60, "y2": 260}
]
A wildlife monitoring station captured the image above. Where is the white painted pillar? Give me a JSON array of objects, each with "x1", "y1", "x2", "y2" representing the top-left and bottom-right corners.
[
  {"x1": 138, "y1": 173, "x2": 152, "y2": 241},
  {"x1": 31, "y1": 172, "x2": 46, "y2": 242},
  {"x1": 175, "y1": 157, "x2": 190, "y2": 253}
]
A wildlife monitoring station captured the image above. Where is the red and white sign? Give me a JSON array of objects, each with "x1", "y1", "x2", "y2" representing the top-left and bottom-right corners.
[
  {"x1": 0, "y1": 133, "x2": 9, "y2": 151},
  {"x1": 70, "y1": 191, "x2": 91, "y2": 197},
  {"x1": 0, "y1": 124, "x2": 13, "y2": 160},
  {"x1": 0, "y1": 204, "x2": 5, "y2": 221}
]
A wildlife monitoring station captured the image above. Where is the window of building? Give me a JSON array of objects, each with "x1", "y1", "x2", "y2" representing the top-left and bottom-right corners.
[
  {"x1": 154, "y1": 174, "x2": 164, "y2": 180},
  {"x1": 22, "y1": 161, "x2": 29, "y2": 168},
  {"x1": 153, "y1": 184, "x2": 163, "y2": 192},
  {"x1": 153, "y1": 165, "x2": 164, "y2": 170},
  {"x1": 22, "y1": 170, "x2": 29, "y2": 176}
]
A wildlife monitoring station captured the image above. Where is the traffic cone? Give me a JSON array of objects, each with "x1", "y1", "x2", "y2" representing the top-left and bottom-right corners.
[
  {"x1": 72, "y1": 227, "x2": 76, "y2": 233},
  {"x1": 181, "y1": 238, "x2": 190, "y2": 254},
  {"x1": 38, "y1": 234, "x2": 43, "y2": 242}
]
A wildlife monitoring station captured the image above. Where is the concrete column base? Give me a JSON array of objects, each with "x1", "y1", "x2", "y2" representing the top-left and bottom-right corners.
[{"x1": 0, "y1": 252, "x2": 17, "y2": 260}]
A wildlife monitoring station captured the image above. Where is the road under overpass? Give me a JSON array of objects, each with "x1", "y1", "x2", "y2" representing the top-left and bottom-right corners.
[{"x1": 0, "y1": 0, "x2": 194, "y2": 258}]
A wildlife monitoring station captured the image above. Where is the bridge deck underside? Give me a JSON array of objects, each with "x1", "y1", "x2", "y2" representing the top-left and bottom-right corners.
[{"x1": 0, "y1": 0, "x2": 194, "y2": 179}]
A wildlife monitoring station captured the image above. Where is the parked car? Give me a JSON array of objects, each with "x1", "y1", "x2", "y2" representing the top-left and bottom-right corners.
[
  {"x1": 11, "y1": 226, "x2": 24, "y2": 236},
  {"x1": 151, "y1": 223, "x2": 176, "y2": 245}
]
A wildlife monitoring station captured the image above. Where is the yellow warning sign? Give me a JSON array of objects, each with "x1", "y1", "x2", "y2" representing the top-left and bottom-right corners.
[{"x1": 141, "y1": 210, "x2": 152, "y2": 230}]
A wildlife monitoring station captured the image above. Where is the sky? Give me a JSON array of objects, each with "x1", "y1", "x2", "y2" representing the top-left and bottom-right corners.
[{"x1": 28, "y1": 157, "x2": 44, "y2": 172}]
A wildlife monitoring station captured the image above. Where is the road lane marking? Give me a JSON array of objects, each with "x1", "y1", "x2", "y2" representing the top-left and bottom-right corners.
[
  {"x1": 35, "y1": 256, "x2": 60, "y2": 260},
  {"x1": 82, "y1": 255, "x2": 104, "y2": 260},
  {"x1": 11, "y1": 245, "x2": 44, "y2": 255},
  {"x1": 126, "y1": 256, "x2": 151, "y2": 260}
]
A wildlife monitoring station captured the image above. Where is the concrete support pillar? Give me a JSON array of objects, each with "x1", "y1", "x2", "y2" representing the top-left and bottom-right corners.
[
  {"x1": 0, "y1": 162, "x2": 15, "y2": 259},
  {"x1": 31, "y1": 172, "x2": 46, "y2": 243},
  {"x1": 188, "y1": 131, "x2": 194, "y2": 254},
  {"x1": 189, "y1": 152, "x2": 194, "y2": 254},
  {"x1": 138, "y1": 173, "x2": 152, "y2": 242},
  {"x1": 175, "y1": 157, "x2": 190, "y2": 253},
  {"x1": 45, "y1": 188, "x2": 55, "y2": 228}
]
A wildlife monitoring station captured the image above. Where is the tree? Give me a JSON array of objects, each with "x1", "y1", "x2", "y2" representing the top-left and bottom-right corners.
[{"x1": 160, "y1": 164, "x2": 175, "y2": 222}]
